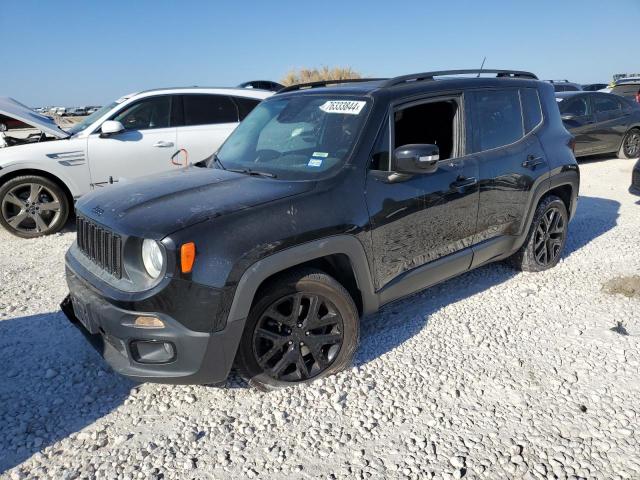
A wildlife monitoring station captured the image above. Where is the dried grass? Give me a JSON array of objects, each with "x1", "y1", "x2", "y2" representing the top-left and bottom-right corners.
[{"x1": 281, "y1": 66, "x2": 362, "y2": 86}]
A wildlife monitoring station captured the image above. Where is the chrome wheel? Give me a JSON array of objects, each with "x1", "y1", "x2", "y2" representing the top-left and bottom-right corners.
[
  {"x1": 1, "y1": 182, "x2": 62, "y2": 234},
  {"x1": 252, "y1": 292, "x2": 344, "y2": 382},
  {"x1": 623, "y1": 130, "x2": 640, "y2": 158},
  {"x1": 534, "y1": 207, "x2": 565, "y2": 266}
]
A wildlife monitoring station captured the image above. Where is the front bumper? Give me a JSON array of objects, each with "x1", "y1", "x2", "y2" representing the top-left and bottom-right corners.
[{"x1": 62, "y1": 265, "x2": 245, "y2": 385}]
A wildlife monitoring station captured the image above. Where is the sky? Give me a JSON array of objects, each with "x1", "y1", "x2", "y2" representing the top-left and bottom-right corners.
[{"x1": 1, "y1": 0, "x2": 638, "y2": 107}]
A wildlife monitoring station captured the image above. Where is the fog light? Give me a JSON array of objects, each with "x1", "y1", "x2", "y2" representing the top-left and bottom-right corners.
[
  {"x1": 130, "y1": 340, "x2": 175, "y2": 364},
  {"x1": 133, "y1": 316, "x2": 165, "y2": 329}
]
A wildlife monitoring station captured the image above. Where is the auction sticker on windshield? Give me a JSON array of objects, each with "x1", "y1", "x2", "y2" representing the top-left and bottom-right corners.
[{"x1": 319, "y1": 100, "x2": 366, "y2": 115}]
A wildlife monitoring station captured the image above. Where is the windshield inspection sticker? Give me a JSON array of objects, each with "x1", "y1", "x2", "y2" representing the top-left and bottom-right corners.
[
  {"x1": 319, "y1": 100, "x2": 366, "y2": 115},
  {"x1": 312, "y1": 152, "x2": 329, "y2": 158},
  {"x1": 308, "y1": 158, "x2": 323, "y2": 167}
]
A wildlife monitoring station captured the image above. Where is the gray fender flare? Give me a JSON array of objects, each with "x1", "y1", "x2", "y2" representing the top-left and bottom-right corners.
[{"x1": 227, "y1": 235, "x2": 379, "y2": 324}]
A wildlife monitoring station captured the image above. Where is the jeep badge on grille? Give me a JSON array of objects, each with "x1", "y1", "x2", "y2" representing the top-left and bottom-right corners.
[{"x1": 92, "y1": 206, "x2": 104, "y2": 216}]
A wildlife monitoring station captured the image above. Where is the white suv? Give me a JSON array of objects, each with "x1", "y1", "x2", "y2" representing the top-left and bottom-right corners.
[{"x1": 0, "y1": 88, "x2": 272, "y2": 237}]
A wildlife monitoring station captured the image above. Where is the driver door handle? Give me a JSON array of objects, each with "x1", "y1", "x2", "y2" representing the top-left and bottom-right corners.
[
  {"x1": 450, "y1": 177, "x2": 477, "y2": 193},
  {"x1": 153, "y1": 141, "x2": 174, "y2": 148}
]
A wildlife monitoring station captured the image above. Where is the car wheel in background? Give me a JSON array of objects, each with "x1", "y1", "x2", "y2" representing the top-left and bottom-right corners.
[
  {"x1": 235, "y1": 269, "x2": 359, "y2": 391},
  {"x1": 508, "y1": 195, "x2": 569, "y2": 273},
  {"x1": 619, "y1": 128, "x2": 640, "y2": 159},
  {"x1": 0, "y1": 175, "x2": 70, "y2": 238}
]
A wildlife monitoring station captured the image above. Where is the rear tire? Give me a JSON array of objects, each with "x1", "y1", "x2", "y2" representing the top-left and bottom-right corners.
[
  {"x1": 235, "y1": 269, "x2": 359, "y2": 391},
  {"x1": 619, "y1": 128, "x2": 640, "y2": 159},
  {"x1": 508, "y1": 195, "x2": 568, "y2": 272},
  {"x1": 0, "y1": 175, "x2": 70, "y2": 238}
]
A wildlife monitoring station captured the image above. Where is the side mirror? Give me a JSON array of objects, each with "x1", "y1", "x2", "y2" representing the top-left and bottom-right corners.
[
  {"x1": 393, "y1": 144, "x2": 439, "y2": 174},
  {"x1": 100, "y1": 120, "x2": 125, "y2": 137},
  {"x1": 0, "y1": 122, "x2": 7, "y2": 132}
]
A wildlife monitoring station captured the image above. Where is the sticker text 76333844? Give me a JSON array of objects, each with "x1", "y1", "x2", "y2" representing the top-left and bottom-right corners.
[{"x1": 319, "y1": 100, "x2": 366, "y2": 115}]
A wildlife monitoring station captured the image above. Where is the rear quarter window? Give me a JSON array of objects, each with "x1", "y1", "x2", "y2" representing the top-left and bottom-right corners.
[
  {"x1": 520, "y1": 88, "x2": 543, "y2": 133},
  {"x1": 469, "y1": 89, "x2": 524, "y2": 153}
]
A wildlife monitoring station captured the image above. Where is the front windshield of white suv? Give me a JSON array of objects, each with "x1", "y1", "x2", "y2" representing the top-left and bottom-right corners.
[
  {"x1": 215, "y1": 95, "x2": 370, "y2": 180},
  {"x1": 66, "y1": 102, "x2": 117, "y2": 135}
]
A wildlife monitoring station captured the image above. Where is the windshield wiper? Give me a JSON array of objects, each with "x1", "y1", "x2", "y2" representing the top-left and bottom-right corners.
[
  {"x1": 228, "y1": 168, "x2": 277, "y2": 179},
  {"x1": 211, "y1": 153, "x2": 226, "y2": 170}
]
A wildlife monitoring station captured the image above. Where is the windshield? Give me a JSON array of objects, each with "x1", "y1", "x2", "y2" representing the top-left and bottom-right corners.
[
  {"x1": 215, "y1": 95, "x2": 370, "y2": 180},
  {"x1": 66, "y1": 102, "x2": 118, "y2": 135}
]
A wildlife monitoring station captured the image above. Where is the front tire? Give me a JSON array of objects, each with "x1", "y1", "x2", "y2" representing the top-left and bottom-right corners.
[
  {"x1": 0, "y1": 175, "x2": 70, "y2": 238},
  {"x1": 508, "y1": 195, "x2": 568, "y2": 272},
  {"x1": 235, "y1": 269, "x2": 359, "y2": 391},
  {"x1": 619, "y1": 128, "x2": 640, "y2": 159}
]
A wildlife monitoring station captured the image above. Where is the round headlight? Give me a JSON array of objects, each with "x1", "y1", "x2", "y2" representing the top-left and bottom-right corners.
[{"x1": 141, "y1": 239, "x2": 164, "y2": 279}]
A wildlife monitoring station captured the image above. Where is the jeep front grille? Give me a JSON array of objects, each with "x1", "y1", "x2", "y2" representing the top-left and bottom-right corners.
[{"x1": 76, "y1": 215, "x2": 122, "y2": 279}]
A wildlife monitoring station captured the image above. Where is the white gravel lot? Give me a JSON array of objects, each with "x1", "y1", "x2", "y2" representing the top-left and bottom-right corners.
[{"x1": 1, "y1": 157, "x2": 639, "y2": 480}]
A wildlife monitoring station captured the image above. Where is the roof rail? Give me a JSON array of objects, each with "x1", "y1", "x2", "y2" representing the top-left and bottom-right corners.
[
  {"x1": 382, "y1": 69, "x2": 538, "y2": 87},
  {"x1": 276, "y1": 78, "x2": 387, "y2": 94}
]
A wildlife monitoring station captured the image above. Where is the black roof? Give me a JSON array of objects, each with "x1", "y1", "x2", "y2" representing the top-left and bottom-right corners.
[{"x1": 274, "y1": 69, "x2": 542, "y2": 100}]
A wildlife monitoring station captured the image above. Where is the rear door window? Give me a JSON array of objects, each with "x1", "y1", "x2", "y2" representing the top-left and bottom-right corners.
[
  {"x1": 558, "y1": 96, "x2": 590, "y2": 117},
  {"x1": 183, "y1": 94, "x2": 239, "y2": 126},
  {"x1": 593, "y1": 95, "x2": 623, "y2": 114},
  {"x1": 469, "y1": 89, "x2": 524, "y2": 152}
]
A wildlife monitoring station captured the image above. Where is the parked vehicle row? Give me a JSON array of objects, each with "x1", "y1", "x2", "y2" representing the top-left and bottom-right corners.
[
  {"x1": 59, "y1": 69, "x2": 581, "y2": 389},
  {"x1": 581, "y1": 83, "x2": 608, "y2": 92},
  {"x1": 0, "y1": 88, "x2": 272, "y2": 237},
  {"x1": 557, "y1": 91, "x2": 640, "y2": 158},
  {"x1": 545, "y1": 79, "x2": 583, "y2": 92}
]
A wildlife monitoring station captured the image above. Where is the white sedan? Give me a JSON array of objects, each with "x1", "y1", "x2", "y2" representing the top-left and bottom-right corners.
[{"x1": 0, "y1": 87, "x2": 272, "y2": 237}]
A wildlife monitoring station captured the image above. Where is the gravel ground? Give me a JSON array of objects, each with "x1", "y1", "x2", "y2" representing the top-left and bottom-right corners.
[{"x1": 1, "y1": 157, "x2": 639, "y2": 480}]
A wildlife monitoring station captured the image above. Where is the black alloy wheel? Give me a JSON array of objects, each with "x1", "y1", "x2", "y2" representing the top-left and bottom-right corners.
[
  {"x1": 508, "y1": 195, "x2": 568, "y2": 272},
  {"x1": 252, "y1": 292, "x2": 344, "y2": 382},
  {"x1": 236, "y1": 269, "x2": 359, "y2": 390},
  {"x1": 533, "y1": 207, "x2": 565, "y2": 267}
]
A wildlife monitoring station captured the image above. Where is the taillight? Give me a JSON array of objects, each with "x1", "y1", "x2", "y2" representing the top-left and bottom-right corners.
[{"x1": 568, "y1": 137, "x2": 576, "y2": 154}]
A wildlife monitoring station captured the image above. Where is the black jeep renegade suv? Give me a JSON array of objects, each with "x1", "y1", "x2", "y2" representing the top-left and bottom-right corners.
[{"x1": 62, "y1": 70, "x2": 579, "y2": 389}]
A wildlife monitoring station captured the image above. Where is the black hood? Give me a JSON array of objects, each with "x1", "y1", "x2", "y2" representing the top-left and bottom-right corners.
[{"x1": 76, "y1": 168, "x2": 314, "y2": 239}]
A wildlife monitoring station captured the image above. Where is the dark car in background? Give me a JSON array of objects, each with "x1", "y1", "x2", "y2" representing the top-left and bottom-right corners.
[
  {"x1": 546, "y1": 80, "x2": 583, "y2": 92},
  {"x1": 582, "y1": 83, "x2": 608, "y2": 92},
  {"x1": 238, "y1": 80, "x2": 285, "y2": 92},
  {"x1": 556, "y1": 91, "x2": 640, "y2": 158},
  {"x1": 631, "y1": 159, "x2": 640, "y2": 195},
  {"x1": 608, "y1": 78, "x2": 640, "y2": 101}
]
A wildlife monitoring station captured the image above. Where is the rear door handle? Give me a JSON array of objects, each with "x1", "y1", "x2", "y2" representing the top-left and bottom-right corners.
[
  {"x1": 522, "y1": 155, "x2": 546, "y2": 169},
  {"x1": 450, "y1": 177, "x2": 477, "y2": 193},
  {"x1": 153, "y1": 141, "x2": 174, "y2": 148}
]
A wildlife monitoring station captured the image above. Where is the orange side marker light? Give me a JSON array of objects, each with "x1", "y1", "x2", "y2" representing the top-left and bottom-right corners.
[{"x1": 180, "y1": 242, "x2": 196, "y2": 273}]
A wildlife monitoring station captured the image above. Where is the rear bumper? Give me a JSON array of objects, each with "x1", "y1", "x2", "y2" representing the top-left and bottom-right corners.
[{"x1": 62, "y1": 266, "x2": 245, "y2": 385}]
